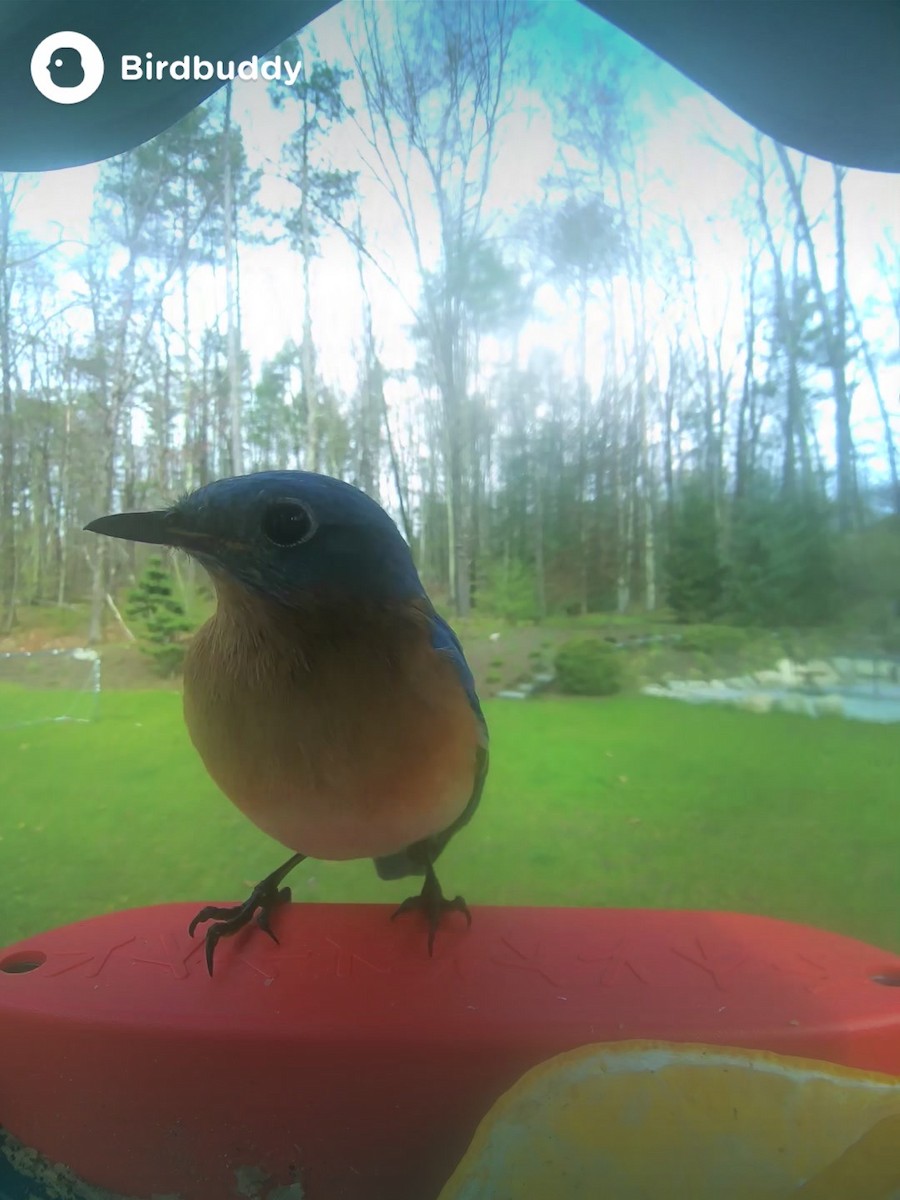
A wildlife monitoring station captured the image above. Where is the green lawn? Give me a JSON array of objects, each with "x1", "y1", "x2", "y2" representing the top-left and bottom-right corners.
[{"x1": 1, "y1": 691, "x2": 898, "y2": 951}]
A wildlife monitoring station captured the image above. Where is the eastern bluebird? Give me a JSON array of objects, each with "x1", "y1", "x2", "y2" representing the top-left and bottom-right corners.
[{"x1": 85, "y1": 471, "x2": 488, "y2": 972}]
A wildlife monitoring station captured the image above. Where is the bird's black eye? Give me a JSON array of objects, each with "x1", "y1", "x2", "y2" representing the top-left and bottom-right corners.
[{"x1": 261, "y1": 500, "x2": 315, "y2": 547}]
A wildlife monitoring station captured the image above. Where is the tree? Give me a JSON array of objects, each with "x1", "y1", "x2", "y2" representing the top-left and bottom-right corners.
[
  {"x1": 0, "y1": 177, "x2": 21, "y2": 632},
  {"x1": 221, "y1": 83, "x2": 244, "y2": 477},
  {"x1": 665, "y1": 477, "x2": 725, "y2": 622},
  {"x1": 535, "y1": 191, "x2": 623, "y2": 612},
  {"x1": 725, "y1": 476, "x2": 837, "y2": 626},
  {"x1": 128, "y1": 102, "x2": 233, "y2": 489},
  {"x1": 126, "y1": 555, "x2": 193, "y2": 676},
  {"x1": 249, "y1": 342, "x2": 304, "y2": 470},
  {"x1": 82, "y1": 138, "x2": 194, "y2": 642},
  {"x1": 349, "y1": 0, "x2": 527, "y2": 615},
  {"x1": 270, "y1": 39, "x2": 356, "y2": 472},
  {"x1": 0, "y1": 182, "x2": 60, "y2": 627},
  {"x1": 774, "y1": 144, "x2": 858, "y2": 530}
]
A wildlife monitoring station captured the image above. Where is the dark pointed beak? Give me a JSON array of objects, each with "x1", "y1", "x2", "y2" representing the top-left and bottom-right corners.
[{"x1": 83, "y1": 509, "x2": 209, "y2": 551}]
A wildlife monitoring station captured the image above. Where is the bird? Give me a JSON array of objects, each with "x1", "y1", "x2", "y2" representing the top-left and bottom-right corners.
[{"x1": 85, "y1": 470, "x2": 488, "y2": 973}]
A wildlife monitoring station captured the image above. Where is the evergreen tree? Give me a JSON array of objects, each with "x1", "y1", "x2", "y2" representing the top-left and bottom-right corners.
[
  {"x1": 126, "y1": 556, "x2": 194, "y2": 676},
  {"x1": 726, "y1": 479, "x2": 837, "y2": 626},
  {"x1": 665, "y1": 479, "x2": 725, "y2": 622}
]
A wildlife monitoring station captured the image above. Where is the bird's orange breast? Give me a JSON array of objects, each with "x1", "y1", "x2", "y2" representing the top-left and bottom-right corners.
[{"x1": 182, "y1": 581, "x2": 482, "y2": 861}]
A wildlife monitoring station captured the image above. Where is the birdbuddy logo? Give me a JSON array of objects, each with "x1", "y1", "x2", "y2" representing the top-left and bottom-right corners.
[
  {"x1": 30, "y1": 31, "x2": 304, "y2": 105},
  {"x1": 31, "y1": 32, "x2": 105, "y2": 104}
]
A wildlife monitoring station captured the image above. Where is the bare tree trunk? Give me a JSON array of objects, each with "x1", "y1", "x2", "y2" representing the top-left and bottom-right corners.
[
  {"x1": 533, "y1": 466, "x2": 546, "y2": 620},
  {"x1": 445, "y1": 391, "x2": 470, "y2": 616},
  {"x1": 87, "y1": 435, "x2": 115, "y2": 646},
  {"x1": 350, "y1": 2, "x2": 522, "y2": 615},
  {"x1": 662, "y1": 340, "x2": 678, "y2": 541},
  {"x1": 56, "y1": 362, "x2": 72, "y2": 605},
  {"x1": 222, "y1": 84, "x2": 243, "y2": 476},
  {"x1": 159, "y1": 326, "x2": 175, "y2": 491},
  {"x1": 748, "y1": 138, "x2": 804, "y2": 497},
  {"x1": 0, "y1": 179, "x2": 17, "y2": 634},
  {"x1": 575, "y1": 274, "x2": 589, "y2": 614},
  {"x1": 353, "y1": 212, "x2": 381, "y2": 498},
  {"x1": 735, "y1": 253, "x2": 759, "y2": 500},
  {"x1": 848, "y1": 297, "x2": 899, "y2": 515},
  {"x1": 435, "y1": 296, "x2": 470, "y2": 616},
  {"x1": 300, "y1": 270, "x2": 317, "y2": 474},
  {"x1": 85, "y1": 250, "x2": 132, "y2": 642},
  {"x1": 612, "y1": 152, "x2": 656, "y2": 612},
  {"x1": 775, "y1": 144, "x2": 856, "y2": 526},
  {"x1": 179, "y1": 253, "x2": 199, "y2": 490},
  {"x1": 87, "y1": 360, "x2": 125, "y2": 646},
  {"x1": 105, "y1": 591, "x2": 136, "y2": 640},
  {"x1": 616, "y1": 444, "x2": 634, "y2": 614},
  {"x1": 297, "y1": 87, "x2": 318, "y2": 473},
  {"x1": 36, "y1": 438, "x2": 50, "y2": 601},
  {"x1": 641, "y1": 410, "x2": 657, "y2": 611},
  {"x1": 381, "y1": 394, "x2": 412, "y2": 545},
  {"x1": 832, "y1": 163, "x2": 856, "y2": 524},
  {"x1": 354, "y1": 221, "x2": 410, "y2": 538},
  {"x1": 783, "y1": 232, "x2": 812, "y2": 494}
]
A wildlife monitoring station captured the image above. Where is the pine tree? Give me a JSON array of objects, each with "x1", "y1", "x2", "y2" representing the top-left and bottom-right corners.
[
  {"x1": 665, "y1": 479, "x2": 725, "y2": 622},
  {"x1": 125, "y1": 556, "x2": 194, "y2": 676},
  {"x1": 726, "y1": 480, "x2": 837, "y2": 626}
]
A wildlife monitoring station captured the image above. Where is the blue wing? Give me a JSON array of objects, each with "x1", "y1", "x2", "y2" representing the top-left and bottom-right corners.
[
  {"x1": 373, "y1": 607, "x2": 488, "y2": 880},
  {"x1": 427, "y1": 610, "x2": 487, "y2": 732}
]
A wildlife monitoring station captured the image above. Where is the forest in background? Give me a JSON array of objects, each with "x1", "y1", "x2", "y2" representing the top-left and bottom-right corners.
[{"x1": 0, "y1": 0, "x2": 898, "y2": 649}]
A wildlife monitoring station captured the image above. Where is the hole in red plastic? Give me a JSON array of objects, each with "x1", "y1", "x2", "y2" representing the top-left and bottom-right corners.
[
  {"x1": 0, "y1": 951, "x2": 46, "y2": 974},
  {"x1": 870, "y1": 968, "x2": 900, "y2": 987}
]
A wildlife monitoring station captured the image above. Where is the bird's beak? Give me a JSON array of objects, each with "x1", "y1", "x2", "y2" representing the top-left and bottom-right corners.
[{"x1": 83, "y1": 508, "x2": 211, "y2": 552}]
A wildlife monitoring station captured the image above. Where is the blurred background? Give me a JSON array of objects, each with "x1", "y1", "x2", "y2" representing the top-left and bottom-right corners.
[{"x1": 1, "y1": 1, "x2": 897, "y2": 951}]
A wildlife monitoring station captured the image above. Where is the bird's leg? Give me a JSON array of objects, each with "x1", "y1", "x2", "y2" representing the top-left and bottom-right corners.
[
  {"x1": 188, "y1": 852, "x2": 306, "y2": 976},
  {"x1": 391, "y1": 854, "x2": 471, "y2": 956}
]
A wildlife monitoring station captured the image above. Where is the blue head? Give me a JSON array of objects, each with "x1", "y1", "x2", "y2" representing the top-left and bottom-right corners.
[{"x1": 85, "y1": 471, "x2": 426, "y2": 607}]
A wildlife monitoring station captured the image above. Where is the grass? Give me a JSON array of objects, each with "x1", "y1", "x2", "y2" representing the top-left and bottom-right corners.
[{"x1": 1, "y1": 690, "x2": 898, "y2": 952}]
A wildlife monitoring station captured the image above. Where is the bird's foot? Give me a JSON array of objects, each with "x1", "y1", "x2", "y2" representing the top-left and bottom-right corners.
[
  {"x1": 188, "y1": 852, "x2": 305, "y2": 975},
  {"x1": 391, "y1": 862, "x2": 471, "y2": 955},
  {"x1": 188, "y1": 884, "x2": 289, "y2": 976}
]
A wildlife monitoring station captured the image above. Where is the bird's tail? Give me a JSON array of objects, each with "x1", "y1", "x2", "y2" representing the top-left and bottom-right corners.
[{"x1": 372, "y1": 848, "x2": 424, "y2": 881}]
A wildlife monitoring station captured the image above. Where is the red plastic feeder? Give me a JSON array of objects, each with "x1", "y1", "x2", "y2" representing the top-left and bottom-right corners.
[{"x1": 2, "y1": 903, "x2": 900, "y2": 1198}]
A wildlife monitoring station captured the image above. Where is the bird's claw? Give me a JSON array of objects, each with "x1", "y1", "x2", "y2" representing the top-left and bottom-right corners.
[
  {"x1": 391, "y1": 864, "x2": 471, "y2": 955},
  {"x1": 189, "y1": 882, "x2": 292, "y2": 975}
]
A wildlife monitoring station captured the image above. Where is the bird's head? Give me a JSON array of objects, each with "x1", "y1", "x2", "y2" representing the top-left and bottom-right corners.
[{"x1": 84, "y1": 471, "x2": 425, "y2": 607}]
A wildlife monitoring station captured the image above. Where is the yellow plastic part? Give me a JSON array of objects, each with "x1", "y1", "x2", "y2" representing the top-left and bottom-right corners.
[{"x1": 438, "y1": 1041, "x2": 900, "y2": 1200}]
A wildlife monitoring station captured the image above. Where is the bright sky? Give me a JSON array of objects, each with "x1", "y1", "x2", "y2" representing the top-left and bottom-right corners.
[{"x1": 10, "y1": 0, "x2": 900, "y2": 479}]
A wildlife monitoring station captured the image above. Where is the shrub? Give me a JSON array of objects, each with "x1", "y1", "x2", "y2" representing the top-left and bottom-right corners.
[{"x1": 554, "y1": 638, "x2": 624, "y2": 696}]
